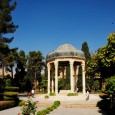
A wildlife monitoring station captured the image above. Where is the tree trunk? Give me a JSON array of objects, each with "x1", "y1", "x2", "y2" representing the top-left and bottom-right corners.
[
  {"x1": 34, "y1": 71, "x2": 37, "y2": 89},
  {"x1": 11, "y1": 66, "x2": 13, "y2": 79},
  {"x1": 2, "y1": 63, "x2": 4, "y2": 79}
]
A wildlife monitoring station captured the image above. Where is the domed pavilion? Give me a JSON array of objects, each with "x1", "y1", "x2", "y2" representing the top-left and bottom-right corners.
[{"x1": 46, "y1": 43, "x2": 86, "y2": 95}]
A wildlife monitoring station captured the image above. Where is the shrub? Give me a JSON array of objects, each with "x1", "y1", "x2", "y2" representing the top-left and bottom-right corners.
[
  {"x1": 18, "y1": 100, "x2": 26, "y2": 106},
  {"x1": 53, "y1": 100, "x2": 60, "y2": 107},
  {"x1": 37, "y1": 100, "x2": 60, "y2": 115},
  {"x1": 44, "y1": 95, "x2": 49, "y2": 99},
  {"x1": 49, "y1": 93, "x2": 56, "y2": 96},
  {"x1": 21, "y1": 98, "x2": 37, "y2": 115},
  {"x1": 99, "y1": 93, "x2": 109, "y2": 99},
  {"x1": 67, "y1": 93, "x2": 78, "y2": 96},
  {"x1": 4, "y1": 87, "x2": 19, "y2": 92},
  {"x1": 4, "y1": 91, "x2": 19, "y2": 96},
  {"x1": 105, "y1": 76, "x2": 115, "y2": 93}
]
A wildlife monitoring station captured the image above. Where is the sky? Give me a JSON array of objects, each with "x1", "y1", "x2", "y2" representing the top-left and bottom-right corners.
[{"x1": 9, "y1": 0, "x2": 115, "y2": 57}]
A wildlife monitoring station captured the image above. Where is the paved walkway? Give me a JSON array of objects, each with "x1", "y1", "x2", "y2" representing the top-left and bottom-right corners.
[{"x1": 0, "y1": 93, "x2": 107, "y2": 115}]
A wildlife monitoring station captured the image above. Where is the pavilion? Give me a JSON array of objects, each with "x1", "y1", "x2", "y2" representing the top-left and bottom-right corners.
[{"x1": 46, "y1": 43, "x2": 86, "y2": 95}]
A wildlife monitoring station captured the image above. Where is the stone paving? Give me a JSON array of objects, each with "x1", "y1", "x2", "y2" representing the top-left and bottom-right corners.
[{"x1": 0, "y1": 93, "x2": 107, "y2": 115}]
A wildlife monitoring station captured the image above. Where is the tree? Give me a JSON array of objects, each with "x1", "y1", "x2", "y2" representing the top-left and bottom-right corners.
[
  {"x1": 105, "y1": 75, "x2": 115, "y2": 93},
  {"x1": 0, "y1": 0, "x2": 18, "y2": 78},
  {"x1": 14, "y1": 50, "x2": 27, "y2": 91},
  {"x1": 81, "y1": 42, "x2": 91, "y2": 60},
  {"x1": 87, "y1": 32, "x2": 115, "y2": 90},
  {"x1": 81, "y1": 42, "x2": 91, "y2": 90},
  {"x1": 27, "y1": 51, "x2": 44, "y2": 89},
  {"x1": 4, "y1": 49, "x2": 18, "y2": 79},
  {"x1": 97, "y1": 33, "x2": 115, "y2": 79}
]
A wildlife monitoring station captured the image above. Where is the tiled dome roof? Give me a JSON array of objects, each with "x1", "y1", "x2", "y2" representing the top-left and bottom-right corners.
[{"x1": 46, "y1": 43, "x2": 85, "y2": 60}]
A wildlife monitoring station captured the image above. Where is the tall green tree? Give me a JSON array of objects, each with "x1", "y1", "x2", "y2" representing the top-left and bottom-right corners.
[
  {"x1": 0, "y1": 0, "x2": 18, "y2": 78},
  {"x1": 81, "y1": 42, "x2": 91, "y2": 90},
  {"x1": 81, "y1": 42, "x2": 91, "y2": 60},
  {"x1": 97, "y1": 33, "x2": 115, "y2": 79},
  {"x1": 14, "y1": 50, "x2": 27, "y2": 91},
  {"x1": 27, "y1": 51, "x2": 44, "y2": 89}
]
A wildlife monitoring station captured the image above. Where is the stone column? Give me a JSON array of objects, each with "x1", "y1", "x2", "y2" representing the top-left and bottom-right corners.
[
  {"x1": 54, "y1": 61, "x2": 58, "y2": 95},
  {"x1": 47, "y1": 63, "x2": 51, "y2": 94},
  {"x1": 82, "y1": 61, "x2": 86, "y2": 94},
  {"x1": 51, "y1": 75, "x2": 54, "y2": 93},
  {"x1": 70, "y1": 60, "x2": 74, "y2": 92}
]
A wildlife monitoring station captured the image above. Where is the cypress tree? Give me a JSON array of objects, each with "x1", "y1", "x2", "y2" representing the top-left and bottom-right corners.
[
  {"x1": 81, "y1": 42, "x2": 91, "y2": 60},
  {"x1": 0, "y1": 0, "x2": 18, "y2": 78}
]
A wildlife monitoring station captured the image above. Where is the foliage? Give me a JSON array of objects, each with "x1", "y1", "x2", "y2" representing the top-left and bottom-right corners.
[
  {"x1": 67, "y1": 93, "x2": 78, "y2": 96},
  {"x1": 77, "y1": 66, "x2": 82, "y2": 91},
  {"x1": 50, "y1": 92, "x2": 56, "y2": 96},
  {"x1": 38, "y1": 73, "x2": 47, "y2": 93},
  {"x1": 86, "y1": 32, "x2": 115, "y2": 90},
  {"x1": 24, "y1": 77, "x2": 33, "y2": 92},
  {"x1": 0, "y1": 78, "x2": 5, "y2": 93},
  {"x1": 18, "y1": 100, "x2": 26, "y2": 106},
  {"x1": 4, "y1": 91, "x2": 19, "y2": 96},
  {"x1": 82, "y1": 41, "x2": 91, "y2": 60},
  {"x1": 4, "y1": 75, "x2": 13, "y2": 87},
  {"x1": 65, "y1": 66, "x2": 70, "y2": 90},
  {"x1": 26, "y1": 51, "x2": 44, "y2": 89},
  {"x1": 37, "y1": 100, "x2": 60, "y2": 115},
  {"x1": 21, "y1": 98, "x2": 37, "y2": 115},
  {"x1": 4, "y1": 87, "x2": 19, "y2": 91},
  {"x1": 3, "y1": 86, "x2": 19, "y2": 105},
  {"x1": 93, "y1": 80, "x2": 100, "y2": 91},
  {"x1": 99, "y1": 93, "x2": 109, "y2": 99},
  {"x1": 105, "y1": 75, "x2": 115, "y2": 93},
  {"x1": 97, "y1": 33, "x2": 115, "y2": 79},
  {"x1": 0, "y1": 0, "x2": 18, "y2": 78},
  {"x1": 14, "y1": 50, "x2": 27, "y2": 92},
  {"x1": 44, "y1": 95, "x2": 49, "y2": 99}
]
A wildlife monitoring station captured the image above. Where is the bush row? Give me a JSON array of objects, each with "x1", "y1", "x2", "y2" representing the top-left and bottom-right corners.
[
  {"x1": 37, "y1": 101, "x2": 60, "y2": 115},
  {"x1": 0, "y1": 101, "x2": 16, "y2": 110},
  {"x1": 67, "y1": 92, "x2": 78, "y2": 96},
  {"x1": 4, "y1": 87, "x2": 19, "y2": 91}
]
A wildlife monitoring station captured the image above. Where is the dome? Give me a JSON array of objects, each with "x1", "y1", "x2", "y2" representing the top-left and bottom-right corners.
[{"x1": 46, "y1": 43, "x2": 85, "y2": 60}]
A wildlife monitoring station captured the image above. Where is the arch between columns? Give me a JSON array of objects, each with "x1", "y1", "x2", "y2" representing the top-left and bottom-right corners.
[{"x1": 47, "y1": 58, "x2": 86, "y2": 95}]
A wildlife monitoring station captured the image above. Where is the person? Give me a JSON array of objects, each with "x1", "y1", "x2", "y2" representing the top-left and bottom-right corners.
[
  {"x1": 31, "y1": 88, "x2": 35, "y2": 98},
  {"x1": 86, "y1": 90, "x2": 89, "y2": 100}
]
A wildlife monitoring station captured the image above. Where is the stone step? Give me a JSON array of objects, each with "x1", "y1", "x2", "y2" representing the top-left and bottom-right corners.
[
  {"x1": 37, "y1": 102, "x2": 97, "y2": 108},
  {"x1": 59, "y1": 90, "x2": 71, "y2": 95},
  {"x1": 61, "y1": 104, "x2": 97, "y2": 108}
]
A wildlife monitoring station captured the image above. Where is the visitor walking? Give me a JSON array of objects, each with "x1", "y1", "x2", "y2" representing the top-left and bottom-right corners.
[
  {"x1": 31, "y1": 88, "x2": 35, "y2": 98},
  {"x1": 86, "y1": 90, "x2": 90, "y2": 100}
]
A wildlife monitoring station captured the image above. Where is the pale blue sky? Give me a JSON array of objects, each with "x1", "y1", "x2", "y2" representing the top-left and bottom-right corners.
[{"x1": 9, "y1": 0, "x2": 115, "y2": 57}]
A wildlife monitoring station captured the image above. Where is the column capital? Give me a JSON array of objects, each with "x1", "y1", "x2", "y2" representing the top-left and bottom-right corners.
[
  {"x1": 69, "y1": 60, "x2": 74, "y2": 66},
  {"x1": 54, "y1": 60, "x2": 58, "y2": 66},
  {"x1": 81, "y1": 61, "x2": 85, "y2": 67},
  {"x1": 47, "y1": 63, "x2": 51, "y2": 68}
]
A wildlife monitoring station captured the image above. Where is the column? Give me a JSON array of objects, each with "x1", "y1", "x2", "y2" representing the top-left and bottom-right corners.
[
  {"x1": 54, "y1": 61, "x2": 58, "y2": 95},
  {"x1": 47, "y1": 63, "x2": 51, "y2": 94},
  {"x1": 70, "y1": 60, "x2": 74, "y2": 92},
  {"x1": 82, "y1": 61, "x2": 86, "y2": 94},
  {"x1": 51, "y1": 75, "x2": 54, "y2": 93}
]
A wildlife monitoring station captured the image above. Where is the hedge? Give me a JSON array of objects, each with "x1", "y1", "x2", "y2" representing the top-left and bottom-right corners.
[
  {"x1": 0, "y1": 101, "x2": 16, "y2": 110},
  {"x1": 37, "y1": 101, "x2": 60, "y2": 115},
  {"x1": 4, "y1": 91, "x2": 19, "y2": 96},
  {"x1": 4, "y1": 87, "x2": 19, "y2": 92}
]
